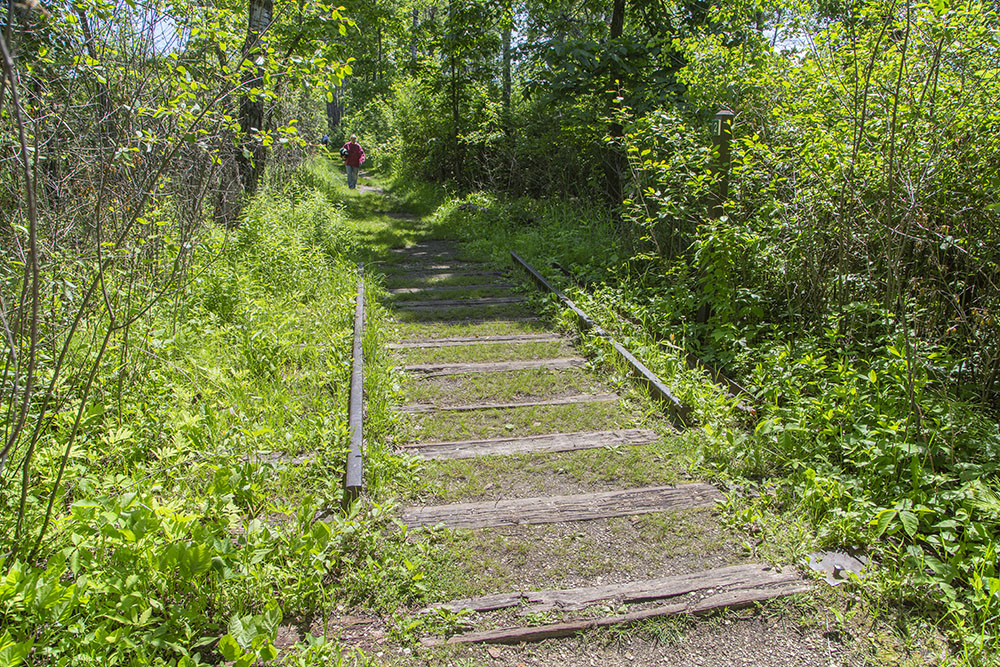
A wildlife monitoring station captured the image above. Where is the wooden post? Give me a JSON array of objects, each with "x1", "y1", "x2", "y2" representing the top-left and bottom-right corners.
[
  {"x1": 343, "y1": 265, "x2": 365, "y2": 508},
  {"x1": 710, "y1": 109, "x2": 735, "y2": 218}
]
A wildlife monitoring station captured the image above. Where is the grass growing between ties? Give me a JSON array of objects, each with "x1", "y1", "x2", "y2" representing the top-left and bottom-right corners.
[
  {"x1": 401, "y1": 367, "x2": 609, "y2": 406},
  {"x1": 387, "y1": 284, "x2": 519, "y2": 302},
  {"x1": 391, "y1": 302, "x2": 536, "y2": 323},
  {"x1": 383, "y1": 272, "x2": 509, "y2": 289},
  {"x1": 398, "y1": 340, "x2": 574, "y2": 365},
  {"x1": 417, "y1": 507, "x2": 740, "y2": 604},
  {"x1": 0, "y1": 161, "x2": 432, "y2": 665},
  {"x1": 393, "y1": 317, "x2": 547, "y2": 341},
  {"x1": 397, "y1": 443, "x2": 688, "y2": 504},
  {"x1": 407, "y1": 399, "x2": 645, "y2": 442}
]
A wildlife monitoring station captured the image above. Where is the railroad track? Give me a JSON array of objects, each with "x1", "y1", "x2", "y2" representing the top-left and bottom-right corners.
[{"x1": 380, "y1": 240, "x2": 811, "y2": 658}]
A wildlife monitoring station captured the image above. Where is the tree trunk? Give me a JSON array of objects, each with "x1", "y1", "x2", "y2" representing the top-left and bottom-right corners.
[
  {"x1": 610, "y1": 0, "x2": 625, "y2": 37},
  {"x1": 451, "y1": 50, "x2": 461, "y2": 181},
  {"x1": 236, "y1": 0, "x2": 273, "y2": 197},
  {"x1": 376, "y1": 3, "x2": 383, "y2": 82},
  {"x1": 502, "y1": 15, "x2": 511, "y2": 138},
  {"x1": 411, "y1": 8, "x2": 419, "y2": 69},
  {"x1": 74, "y1": 6, "x2": 116, "y2": 143},
  {"x1": 448, "y1": 0, "x2": 462, "y2": 182},
  {"x1": 603, "y1": 0, "x2": 626, "y2": 211},
  {"x1": 326, "y1": 87, "x2": 342, "y2": 135}
]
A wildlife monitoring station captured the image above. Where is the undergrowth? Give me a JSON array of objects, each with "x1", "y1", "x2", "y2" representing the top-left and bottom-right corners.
[{"x1": 0, "y1": 163, "x2": 426, "y2": 665}]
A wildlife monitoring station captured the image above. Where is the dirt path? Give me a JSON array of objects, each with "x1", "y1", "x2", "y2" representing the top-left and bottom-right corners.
[{"x1": 354, "y1": 233, "x2": 863, "y2": 666}]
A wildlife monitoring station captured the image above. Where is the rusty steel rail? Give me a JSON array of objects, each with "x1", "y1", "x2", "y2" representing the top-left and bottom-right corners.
[
  {"x1": 343, "y1": 264, "x2": 365, "y2": 507},
  {"x1": 511, "y1": 252, "x2": 691, "y2": 427}
]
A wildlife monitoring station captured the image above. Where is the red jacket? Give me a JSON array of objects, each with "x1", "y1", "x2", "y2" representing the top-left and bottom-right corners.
[{"x1": 342, "y1": 142, "x2": 365, "y2": 167}]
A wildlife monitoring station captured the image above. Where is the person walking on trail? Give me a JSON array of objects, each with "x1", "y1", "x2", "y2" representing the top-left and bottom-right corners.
[{"x1": 340, "y1": 134, "x2": 365, "y2": 190}]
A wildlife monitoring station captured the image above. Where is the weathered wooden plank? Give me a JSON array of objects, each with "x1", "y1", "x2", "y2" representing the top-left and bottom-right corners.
[
  {"x1": 393, "y1": 296, "x2": 526, "y2": 310},
  {"x1": 404, "y1": 358, "x2": 584, "y2": 377},
  {"x1": 378, "y1": 261, "x2": 480, "y2": 272},
  {"x1": 385, "y1": 270, "x2": 505, "y2": 281},
  {"x1": 396, "y1": 393, "x2": 618, "y2": 414},
  {"x1": 403, "y1": 428, "x2": 657, "y2": 460},
  {"x1": 389, "y1": 283, "x2": 516, "y2": 295},
  {"x1": 388, "y1": 253, "x2": 461, "y2": 263},
  {"x1": 420, "y1": 578, "x2": 810, "y2": 646},
  {"x1": 389, "y1": 333, "x2": 564, "y2": 349},
  {"x1": 421, "y1": 602, "x2": 685, "y2": 646},
  {"x1": 399, "y1": 317, "x2": 544, "y2": 328},
  {"x1": 424, "y1": 563, "x2": 800, "y2": 615},
  {"x1": 401, "y1": 483, "x2": 720, "y2": 529},
  {"x1": 389, "y1": 243, "x2": 456, "y2": 255}
]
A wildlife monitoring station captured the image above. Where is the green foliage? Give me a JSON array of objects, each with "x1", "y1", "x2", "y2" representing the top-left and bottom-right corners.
[
  {"x1": 746, "y1": 330, "x2": 1000, "y2": 640},
  {"x1": 0, "y1": 162, "x2": 428, "y2": 663},
  {"x1": 600, "y1": 11, "x2": 1000, "y2": 652}
]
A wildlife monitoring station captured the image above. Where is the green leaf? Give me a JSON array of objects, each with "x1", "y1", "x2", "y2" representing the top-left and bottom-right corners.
[
  {"x1": 217, "y1": 634, "x2": 243, "y2": 661},
  {"x1": 0, "y1": 632, "x2": 33, "y2": 666},
  {"x1": 228, "y1": 614, "x2": 251, "y2": 646},
  {"x1": 899, "y1": 510, "x2": 919, "y2": 538},
  {"x1": 872, "y1": 508, "x2": 896, "y2": 537},
  {"x1": 260, "y1": 604, "x2": 282, "y2": 636},
  {"x1": 178, "y1": 543, "x2": 213, "y2": 579},
  {"x1": 258, "y1": 644, "x2": 277, "y2": 662}
]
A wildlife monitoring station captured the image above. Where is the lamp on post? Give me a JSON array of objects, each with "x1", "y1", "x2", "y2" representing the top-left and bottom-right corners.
[{"x1": 711, "y1": 108, "x2": 735, "y2": 218}]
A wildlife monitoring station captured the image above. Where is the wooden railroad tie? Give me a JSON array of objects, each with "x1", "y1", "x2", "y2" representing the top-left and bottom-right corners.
[
  {"x1": 388, "y1": 283, "x2": 516, "y2": 295},
  {"x1": 404, "y1": 357, "x2": 584, "y2": 377},
  {"x1": 399, "y1": 316, "x2": 543, "y2": 327},
  {"x1": 389, "y1": 333, "x2": 564, "y2": 349},
  {"x1": 419, "y1": 563, "x2": 809, "y2": 646},
  {"x1": 401, "y1": 483, "x2": 722, "y2": 529},
  {"x1": 378, "y1": 261, "x2": 481, "y2": 272},
  {"x1": 402, "y1": 428, "x2": 657, "y2": 460},
  {"x1": 395, "y1": 393, "x2": 618, "y2": 414},
  {"x1": 392, "y1": 296, "x2": 527, "y2": 310},
  {"x1": 384, "y1": 270, "x2": 506, "y2": 282},
  {"x1": 389, "y1": 246, "x2": 457, "y2": 256}
]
